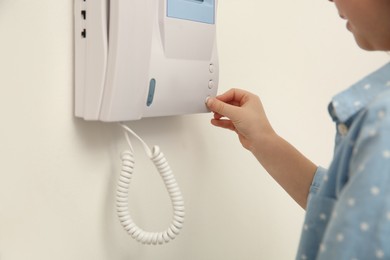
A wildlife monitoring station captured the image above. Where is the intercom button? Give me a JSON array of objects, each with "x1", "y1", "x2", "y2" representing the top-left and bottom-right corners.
[
  {"x1": 209, "y1": 64, "x2": 215, "y2": 73},
  {"x1": 208, "y1": 80, "x2": 215, "y2": 89}
]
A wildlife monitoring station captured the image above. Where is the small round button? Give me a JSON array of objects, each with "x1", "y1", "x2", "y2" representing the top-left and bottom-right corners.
[
  {"x1": 209, "y1": 64, "x2": 215, "y2": 73},
  {"x1": 208, "y1": 80, "x2": 215, "y2": 89}
]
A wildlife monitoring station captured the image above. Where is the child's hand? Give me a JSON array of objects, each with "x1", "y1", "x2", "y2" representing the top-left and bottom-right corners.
[{"x1": 206, "y1": 88, "x2": 275, "y2": 151}]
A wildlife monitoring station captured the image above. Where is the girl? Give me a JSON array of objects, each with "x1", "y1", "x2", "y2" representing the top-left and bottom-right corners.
[{"x1": 206, "y1": 0, "x2": 390, "y2": 259}]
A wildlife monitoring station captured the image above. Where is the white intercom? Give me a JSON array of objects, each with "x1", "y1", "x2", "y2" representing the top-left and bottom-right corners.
[
  {"x1": 75, "y1": 0, "x2": 219, "y2": 122},
  {"x1": 74, "y1": 0, "x2": 219, "y2": 245}
]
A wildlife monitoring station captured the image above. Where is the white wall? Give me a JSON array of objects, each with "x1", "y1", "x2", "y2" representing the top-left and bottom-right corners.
[{"x1": 0, "y1": 0, "x2": 388, "y2": 259}]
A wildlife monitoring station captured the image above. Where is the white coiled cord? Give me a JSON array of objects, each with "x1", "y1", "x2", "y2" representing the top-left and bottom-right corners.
[{"x1": 116, "y1": 123, "x2": 185, "y2": 245}]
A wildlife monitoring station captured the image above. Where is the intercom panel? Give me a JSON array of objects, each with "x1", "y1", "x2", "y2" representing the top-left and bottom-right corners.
[{"x1": 74, "y1": 0, "x2": 219, "y2": 122}]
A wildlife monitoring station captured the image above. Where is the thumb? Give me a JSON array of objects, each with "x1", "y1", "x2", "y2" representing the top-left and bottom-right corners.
[{"x1": 206, "y1": 97, "x2": 240, "y2": 120}]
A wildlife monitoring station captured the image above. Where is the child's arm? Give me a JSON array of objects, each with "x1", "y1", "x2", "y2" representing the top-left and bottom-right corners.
[{"x1": 207, "y1": 88, "x2": 317, "y2": 209}]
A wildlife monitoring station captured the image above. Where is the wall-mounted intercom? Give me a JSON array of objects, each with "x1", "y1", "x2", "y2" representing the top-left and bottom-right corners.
[
  {"x1": 75, "y1": 0, "x2": 219, "y2": 122},
  {"x1": 74, "y1": 0, "x2": 219, "y2": 245}
]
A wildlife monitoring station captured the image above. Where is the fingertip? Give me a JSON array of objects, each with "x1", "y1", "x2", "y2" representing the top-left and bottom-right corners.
[
  {"x1": 206, "y1": 97, "x2": 215, "y2": 108},
  {"x1": 214, "y1": 112, "x2": 223, "y2": 120},
  {"x1": 210, "y1": 118, "x2": 235, "y2": 131},
  {"x1": 210, "y1": 118, "x2": 218, "y2": 126}
]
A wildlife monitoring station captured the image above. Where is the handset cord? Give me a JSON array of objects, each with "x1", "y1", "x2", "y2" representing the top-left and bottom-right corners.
[{"x1": 116, "y1": 123, "x2": 185, "y2": 245}]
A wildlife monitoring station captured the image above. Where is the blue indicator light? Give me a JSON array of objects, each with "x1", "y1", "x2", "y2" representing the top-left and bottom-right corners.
[{"x1": 147, "y1": 79, "x2": 156, "y2": 107}]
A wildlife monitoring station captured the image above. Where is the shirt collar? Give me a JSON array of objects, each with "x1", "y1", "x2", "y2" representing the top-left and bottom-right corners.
[{"x1": 329, "y1": 62, "x2": 390, "y2": 123}]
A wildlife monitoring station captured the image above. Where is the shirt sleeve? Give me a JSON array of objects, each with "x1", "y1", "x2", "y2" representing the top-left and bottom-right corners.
[
  {"x1": 309, "y1": 166, "x2": 328, "y2": 195},
  {"x1": 317, "y1": 102, "x2": 390, "y2": 259}
]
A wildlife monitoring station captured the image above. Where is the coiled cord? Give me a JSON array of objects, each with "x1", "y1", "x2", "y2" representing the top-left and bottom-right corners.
[{"x1": 116, "y1": 123, "x2": 185, "y2": 245}]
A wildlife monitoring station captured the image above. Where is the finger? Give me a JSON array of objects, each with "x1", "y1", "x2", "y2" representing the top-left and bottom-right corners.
[
  {"x1": 210, "y1": 119, "x2": 236, "y2": 131},
  {"x1": 213, "y1": 112, "x2": 224, "y2": 120},
  {"x1": 216, "y1": 88, "x2": 251, "y2": 105},
  {"x1": 207, "y1": 97, "x2": 241, "y2": 120}
]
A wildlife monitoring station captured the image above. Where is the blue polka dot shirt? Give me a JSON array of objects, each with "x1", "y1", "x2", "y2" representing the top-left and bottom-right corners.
[{"x1": 297, "y1": 62, "x2": 390, "y2": 260}]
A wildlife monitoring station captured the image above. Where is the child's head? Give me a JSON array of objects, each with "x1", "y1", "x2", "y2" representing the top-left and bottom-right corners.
[{"x1": 331, "y1": 0, "x2": 390, "y2": 51}]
